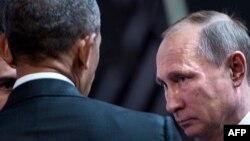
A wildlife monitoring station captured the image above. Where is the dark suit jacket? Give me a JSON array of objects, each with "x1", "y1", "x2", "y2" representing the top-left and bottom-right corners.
[{"x1": 0, "y1": 79, "x2": 182, "y2": 141}]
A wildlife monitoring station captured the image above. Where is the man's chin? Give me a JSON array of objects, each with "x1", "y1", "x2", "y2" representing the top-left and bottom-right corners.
[{"x1": 182, "y1": 123, "x2": 204, "y2": 138}]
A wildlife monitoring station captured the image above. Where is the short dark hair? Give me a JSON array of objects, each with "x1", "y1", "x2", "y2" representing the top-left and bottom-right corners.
[
  {"x1": 164, "y1": 10, "x2": 250, "y2": 84},
  {"x1": 0, "y1": 0, "x2": 6, "y2": 33},
  {"x1": 4, "y1": 0, "x2": 101, "y2": 63}
]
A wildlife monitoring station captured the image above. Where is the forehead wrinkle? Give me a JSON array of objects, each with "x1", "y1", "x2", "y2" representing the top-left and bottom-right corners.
[
  {"x1": 157, "y1": 26, "x2": 202, "y2": 78},
  {"x1": 158, "y1": 35, "x2": 200, "y2": 64}
]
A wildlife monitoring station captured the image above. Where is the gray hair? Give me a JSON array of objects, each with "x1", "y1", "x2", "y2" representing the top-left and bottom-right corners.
[{"x1": 164, "y1": 10, "x2": 250, "y2": 84}]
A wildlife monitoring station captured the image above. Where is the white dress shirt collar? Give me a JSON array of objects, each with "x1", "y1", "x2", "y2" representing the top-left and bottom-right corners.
[
  {"x1": 13, "y1": 72, "x2": 75, "y2": 89},
  {"x1": 238, "y1": 111, "x2": 250, "y2": 125}
]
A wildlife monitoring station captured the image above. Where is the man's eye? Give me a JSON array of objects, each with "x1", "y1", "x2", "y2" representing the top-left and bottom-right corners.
[
  {"x1": 179, "y1": 76, "x2": 187, "y2": 82},
  {"x1": 0, "y1": 79, "x2": 15, "y2": 91},
  {"x1": 176, "y1": 76, "x2": 188, "y2": 83}
]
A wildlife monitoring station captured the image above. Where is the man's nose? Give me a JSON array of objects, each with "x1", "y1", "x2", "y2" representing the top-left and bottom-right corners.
[{"x1": 165, "y1": 87, "x2": 184, "y2": 114}]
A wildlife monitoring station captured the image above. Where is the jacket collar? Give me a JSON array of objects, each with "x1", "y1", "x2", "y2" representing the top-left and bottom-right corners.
[
  {"x1": 2, "y1": 79, "x2": 83, "y2": 111},
  {"x1": 14, "y1": 72, "x2": 75, "y2": 89}
]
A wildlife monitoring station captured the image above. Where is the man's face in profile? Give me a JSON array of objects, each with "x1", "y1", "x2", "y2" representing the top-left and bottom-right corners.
[
  {"x1": 0, "y1": 36, "x2": 16, "y2": 110},
  {"x1": 156, "y1": 26, "x2": 237, "y2": 138}
]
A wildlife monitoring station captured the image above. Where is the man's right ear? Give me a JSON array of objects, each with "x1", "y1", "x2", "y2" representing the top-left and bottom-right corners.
[
  {"x1": 228, "y1": 51, "x2": 246, "y2": 87},
  {"x1": 0, "y1": 35, "x2": 15, "y2": 67},
  {"x1": 78, "y1": 33, "x2": 96, "y2": 69}
]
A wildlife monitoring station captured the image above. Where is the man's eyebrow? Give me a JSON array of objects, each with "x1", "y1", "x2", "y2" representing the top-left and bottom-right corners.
[
  {"x1": 168, "y1": 71, "x2": 182, "y2": 77},
  {"x1": 155, "y1": 71, "x2": 186, "y2": 84}
]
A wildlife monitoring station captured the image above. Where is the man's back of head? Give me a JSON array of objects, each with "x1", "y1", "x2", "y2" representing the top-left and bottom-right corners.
[
  {"x1": 1, "y1": 0, "x2": 101, "y2": 94},
  {"x1": 4, "y1": 0, "x2": 100, "y2": 63},
  {"x1": 0, "y1": 1, "x2": 184, "y2": 141}
]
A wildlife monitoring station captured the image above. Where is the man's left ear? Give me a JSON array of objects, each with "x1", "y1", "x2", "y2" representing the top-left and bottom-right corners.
[
  {"x1": 78, "y1": 33, "x2": 96, "y2": 69},
  {"x1": 228, "y1": 51, "x2": 246, "y2": 87}
]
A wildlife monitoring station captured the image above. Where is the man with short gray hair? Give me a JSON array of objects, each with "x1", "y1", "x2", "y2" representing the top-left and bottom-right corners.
[{"x1": 156, "y1": 10, "x2": 250, "y2": 141}]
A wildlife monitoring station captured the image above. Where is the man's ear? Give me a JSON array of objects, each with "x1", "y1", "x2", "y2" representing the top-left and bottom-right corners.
[
  {"x1": 0, "y1": 35, "x2": 14, "y2": 67},
  {"x1": 228, "y1": 51, "x2": 246, "y2": 87},
  {"x1": 78, "y1": 33, "x2": 96, "y2": 69}
]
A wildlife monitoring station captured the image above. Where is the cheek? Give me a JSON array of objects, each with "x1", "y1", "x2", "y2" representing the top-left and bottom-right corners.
[
  {"x1": 181, "y1": 84, "x2": 205, "y2": 109},
  {"x1": 180, "y1": 79, "x2": 206, "y2": 101},
  {"x1": 91, "y1": 47, "x2": 100, "y2": 70},
  {"x1": 187, "y1": 83, "x2": 230, "y2": 123},
  {"x1": 181, "y1": 81, "x2": 215, "y2": 115}
]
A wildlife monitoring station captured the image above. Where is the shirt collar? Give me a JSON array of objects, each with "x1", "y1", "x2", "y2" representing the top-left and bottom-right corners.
[
  {"x1": 13, "y1": 72, "x2": 75, "y2": 89},
  {"x1": 238, "y1": 111, "x2": 250, "y2": 125}
]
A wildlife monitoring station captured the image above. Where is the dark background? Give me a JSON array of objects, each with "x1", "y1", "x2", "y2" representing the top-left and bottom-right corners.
[
  {"x1": 1, "y1": 0, "x2": 249, "y2": 116},
  {"x1": 90, "y1": 0, "x2": 250, "y2": 115}
]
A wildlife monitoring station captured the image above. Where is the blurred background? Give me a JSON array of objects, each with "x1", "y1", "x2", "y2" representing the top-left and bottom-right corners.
[{"x1": 90, "y1": 0, "x2": 250, "y2": 115}]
